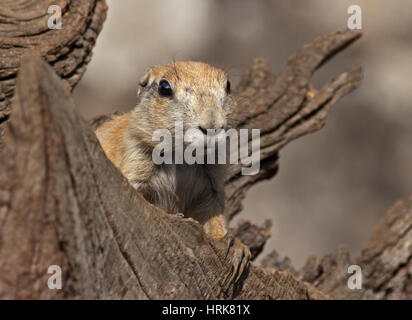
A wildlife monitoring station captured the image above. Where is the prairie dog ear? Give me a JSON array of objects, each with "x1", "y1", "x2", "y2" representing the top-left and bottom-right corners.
[{"x1": 137, "y1": 68, "x2": 152, "y2": 96}]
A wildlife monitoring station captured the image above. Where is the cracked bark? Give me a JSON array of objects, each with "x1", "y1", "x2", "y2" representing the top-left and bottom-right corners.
[
  {"x1": 0, "y1": 0, "x2": 107, "y2": 143},
  {"x1": 0, "y1": 53, "x2": 330, "y2": 299}
]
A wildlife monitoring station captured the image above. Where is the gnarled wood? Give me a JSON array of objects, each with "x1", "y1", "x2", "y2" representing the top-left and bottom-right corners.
[
  {"x1": 301, "y1": 194, "x2": 412, "y2": 300},
  {"x1": 0, "y1": 54, "x2": 329, "y2": 299},
  {"x1": 0, "y1": 0, "x2": 107, "y2": 139},
  {"x1": 0, "y1": 27, "x2": 364, "y2": 299},
  {"x1": 223, "y1": 31, "x2": 362, "y2": 221},
  {"x1": 0, "y1": 3, "x2": 410, "y2": 296}
]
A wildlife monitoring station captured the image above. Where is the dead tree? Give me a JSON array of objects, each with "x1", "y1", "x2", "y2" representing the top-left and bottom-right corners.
[{"x1": 0, "y1": 0, "x2": 411, "y2": 299}]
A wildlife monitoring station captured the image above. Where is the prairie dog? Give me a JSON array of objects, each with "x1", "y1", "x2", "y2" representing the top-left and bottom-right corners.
[{"x1": 95, "y1": 61, "x2": 250, "y2": 279}]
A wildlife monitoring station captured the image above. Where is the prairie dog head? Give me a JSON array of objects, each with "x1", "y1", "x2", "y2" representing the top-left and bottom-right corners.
[{"x1": 130, "y1": 61, "x2": 233, "y2": 147}]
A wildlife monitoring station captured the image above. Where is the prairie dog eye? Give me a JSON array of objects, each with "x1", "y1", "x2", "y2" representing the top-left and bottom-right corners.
[
  {"x1": 158, "y1": 80, "x2": 173, "y2": 97},
  {"x1": 226, "y1": 80, "x2": 231, "y2": 94}
]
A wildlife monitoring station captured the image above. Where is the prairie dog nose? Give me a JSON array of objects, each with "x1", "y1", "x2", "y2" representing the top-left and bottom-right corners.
[{"x1": 198, "y1": 108, "x2": 225, "y2": 134}]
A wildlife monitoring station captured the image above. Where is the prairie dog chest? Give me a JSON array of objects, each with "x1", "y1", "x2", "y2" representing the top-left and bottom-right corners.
[{"x1": 145, "y1": 164, "x2": 225, "y2": 221}]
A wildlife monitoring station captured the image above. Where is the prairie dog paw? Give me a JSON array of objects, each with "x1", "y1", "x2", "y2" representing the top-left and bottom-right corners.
[{"x1": 222, "y1": 233, "x2": 251, "y2": 284}]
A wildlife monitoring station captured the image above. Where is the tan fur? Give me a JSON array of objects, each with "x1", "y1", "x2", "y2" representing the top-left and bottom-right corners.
[
  {"x1": 95, "y1": 61, "x2": 234, "y2": 240},
  {"x1": 96, "y1": 113, "x2": 130, "y2": 170}
]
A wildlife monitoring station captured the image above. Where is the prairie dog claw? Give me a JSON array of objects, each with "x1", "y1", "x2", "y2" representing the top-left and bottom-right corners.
[{"x1": 223, "y1": 233, "x2": 251, "y2": 284}]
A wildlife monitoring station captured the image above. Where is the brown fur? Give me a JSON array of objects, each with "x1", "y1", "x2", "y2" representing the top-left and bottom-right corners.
[{"x1": 95, "y1": 61, "x2": 234, "y2": 240}]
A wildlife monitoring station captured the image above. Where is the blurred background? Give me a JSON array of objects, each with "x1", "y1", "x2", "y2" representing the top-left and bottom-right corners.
[{"x1": 73, "y1": 0, "x2": 412, "y2": 267}]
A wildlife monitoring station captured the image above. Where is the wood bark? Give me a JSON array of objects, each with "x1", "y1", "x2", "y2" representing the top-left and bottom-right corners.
[
  {"x1": 0, "y1": 0, "x2": 107, "y2": 141},
  {"x1": 297, "y1": 194, "x2": 412, "y2": 300},
  {"x1": 0, "y1": 1, "x2": 410, "y2": 300},
  {"x1": 0, "y1": 28, "x2": 361, "y2": 299},
  {"x1": 0, "y1": 53, "x2": 328, "y2": 299}
]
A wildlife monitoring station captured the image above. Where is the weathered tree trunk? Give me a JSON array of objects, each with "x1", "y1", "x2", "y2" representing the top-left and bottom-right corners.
[
  {"x1": 296, "y1": 194, "x2": 412, "y2": 300},
  {"x1": 0, "y1": 1, "x2": 411, "y2": 300},
  {"x1": 0, "y1": 53, "x2": 328, "y2": 299},
  {"x1": 0, "y1": 0, "x2": 107, "y2": 142}
]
